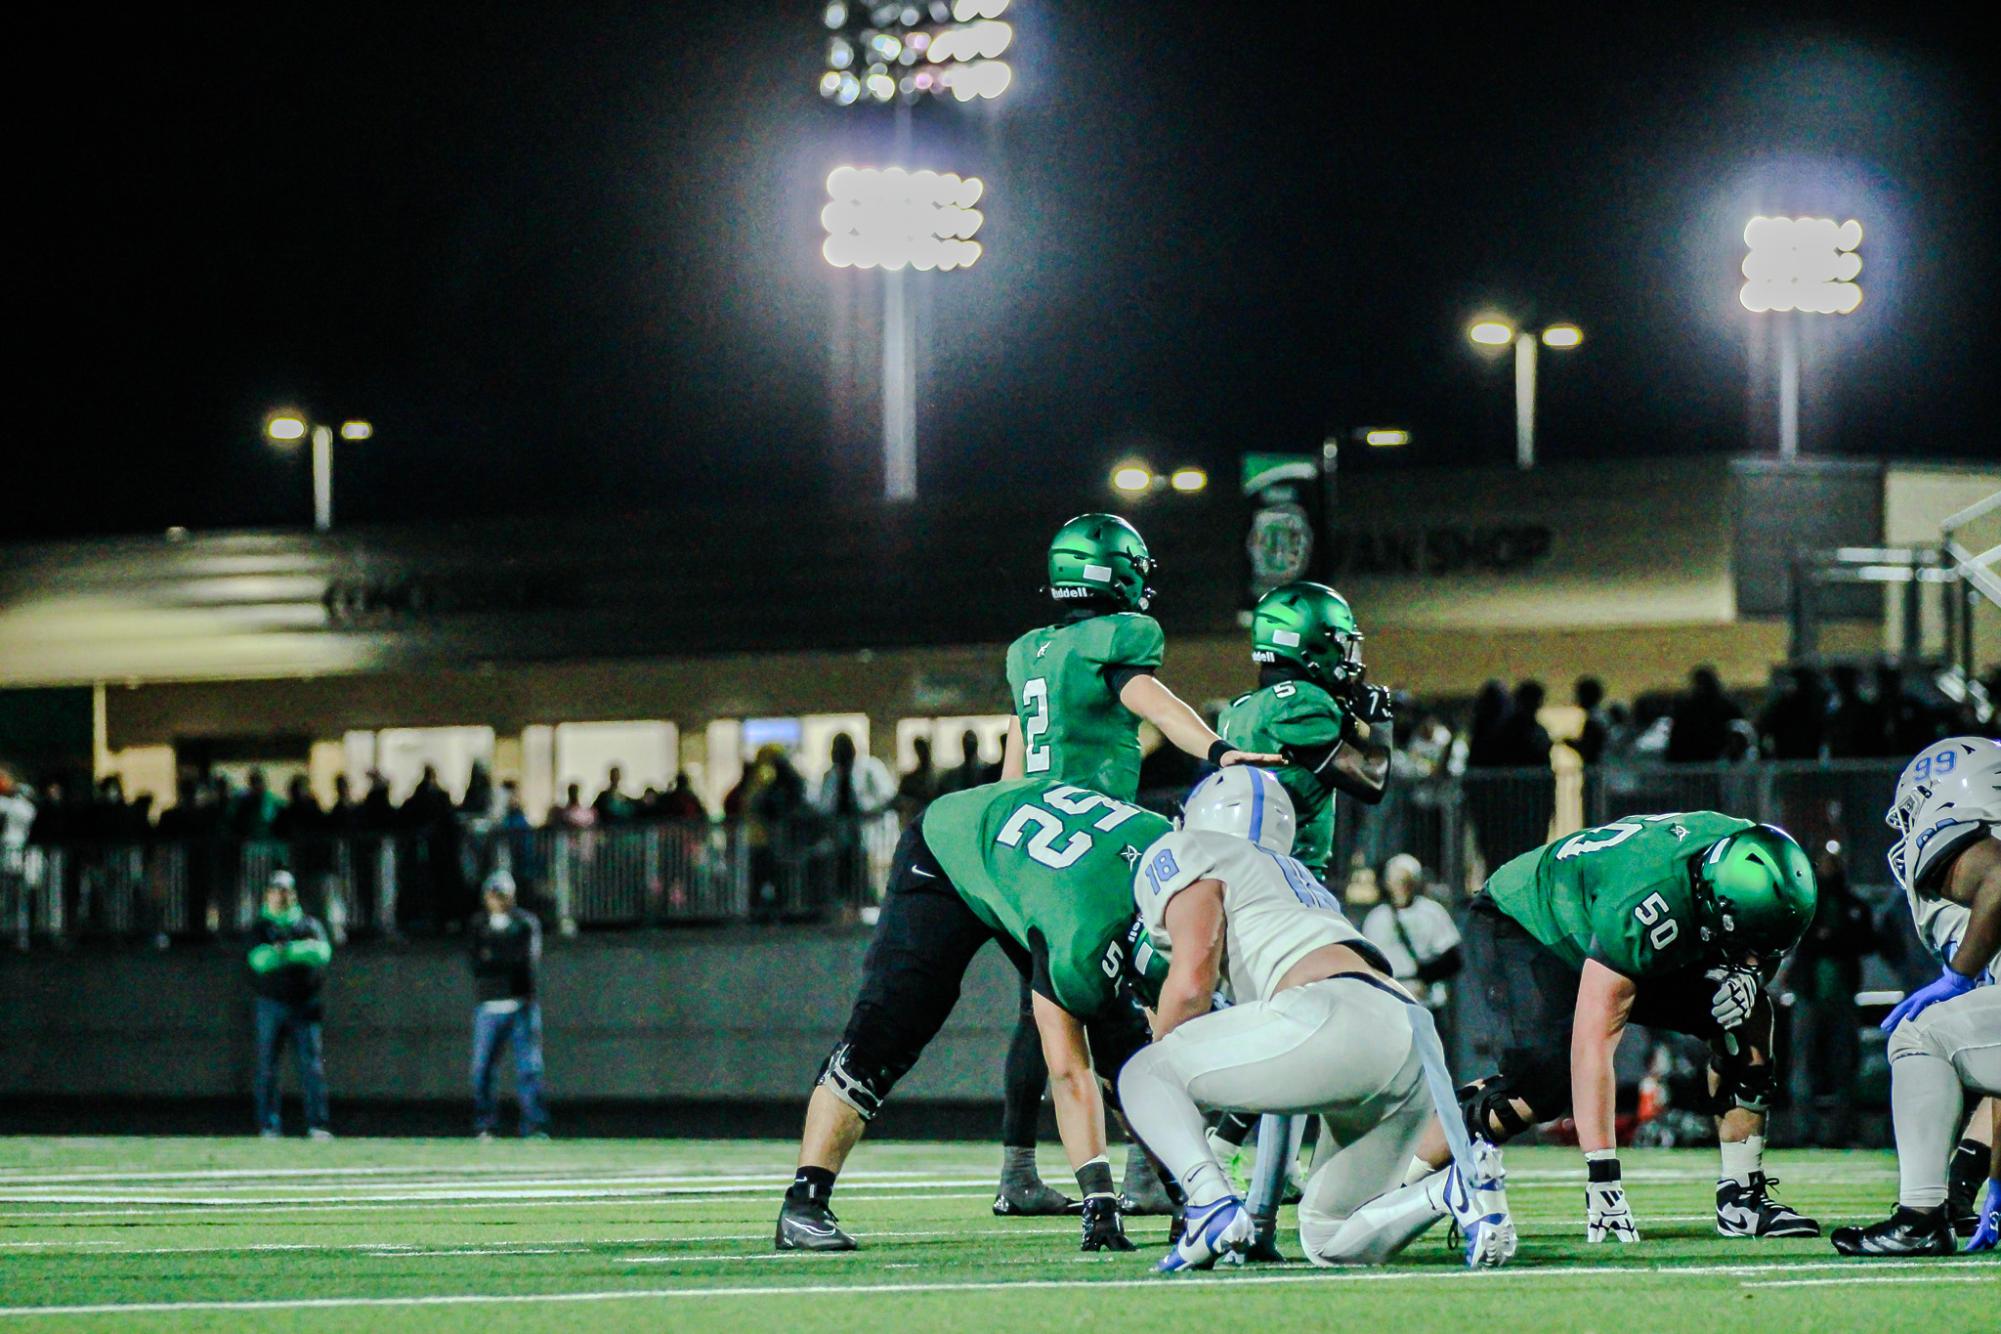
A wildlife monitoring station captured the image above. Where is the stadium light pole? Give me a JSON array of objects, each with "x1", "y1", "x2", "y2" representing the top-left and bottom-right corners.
[
  {"x1": 821, "y1": 165, "x2": 985, "y2": 502},
  {"x1": 1740, "y1": 216, "x2": 1862, "y2": 461},
  {"x1": 264, "y1": 410, "x2": 372, "y2": 532},
  {"x1": 1467, "y1": 317, "x2": 1582, "y2": 470}
]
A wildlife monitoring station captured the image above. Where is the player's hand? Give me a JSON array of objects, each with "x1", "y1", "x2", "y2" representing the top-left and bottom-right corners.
[
  {"x1": 1880, "y1": 963, "x2": 1978, "y2": 1031},
  {"x1": 1217, "y1": 749, "x2": 1284, "y2": 768},
  {"x1": 1345, "y1": 682, "x2": 1395, "y2": 726},
  {"x1": 1585, "y1": 1159, "x2": 1639, "y2": 1243},
  {"x1": 1967, "y1": 1179, "x2": 2001, "y2": 1253},
  {"x1": 1705, "y1": 966, "x2": 1759, "y2": 1030},
  {"x1": 1079, "y1": 1194, "x2": 1136, "y2": 1252}
]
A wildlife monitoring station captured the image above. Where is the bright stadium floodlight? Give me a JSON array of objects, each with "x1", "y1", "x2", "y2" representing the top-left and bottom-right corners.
[
  {"x1": 821, "y1": 166, "x2": 985, "y2": 272},
  {"x1": 264, "y1": 411, "x2": 308, "y2": 442},
  {"x1": 1540, "y1": 322, "x2": 1583, "y2": 348},
  {"x1": 339, "y1": 420, "x2": 373, "y2": 441},
  {"x1": 1468, "y1": 318, "x2": 1514, "y2": 347},
  {"x1": 1740, "y1": 216, "x2": 1863, "y2": 315},
  {"x1": 1169, "y1": 466, "x2": 1208, "y2": 494},
  {"x1": 953, "y1": 0, "x2": 1010, "y2": 20},
  {"x1": 1740, "y1": 215, "x2": 1863, "y2": 461},
  {"x1": 1111, "y1": 463, "x2": 1154, "y2": 495},
  {"x1": 1363, "y1": 428, "x2": 1410, "y2": 447}
]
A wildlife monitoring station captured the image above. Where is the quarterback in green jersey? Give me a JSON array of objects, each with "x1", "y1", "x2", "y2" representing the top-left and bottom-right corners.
[
  {"x1": 992, "y1": 513, "x2": 1278, "y2": 1216},
  {"x1": 776, "y1": 778, "x2": 1171, "y2": 1254},
  {"x1": 1412, "y1": 813, "x2": 1821, "y2": 1244}
]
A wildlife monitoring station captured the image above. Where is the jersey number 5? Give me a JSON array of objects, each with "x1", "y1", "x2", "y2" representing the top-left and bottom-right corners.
[{"x1": 1022, "y1": 677, "x2": 1052, "y2": 774}]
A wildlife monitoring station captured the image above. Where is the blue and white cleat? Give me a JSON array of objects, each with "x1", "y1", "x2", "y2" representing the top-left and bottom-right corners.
[
  {"x1": 1442, "y1": 1139, "x2": 1517, "y2": 1269},
  {"x1": 1156, "y1": 1195, "x2": 1255, "y2": 1273}
]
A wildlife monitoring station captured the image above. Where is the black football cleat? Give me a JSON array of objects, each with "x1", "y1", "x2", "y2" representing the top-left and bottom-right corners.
[
  {"x1": 1946, "y1": 1141, "x2": 1985, "y2": 1237},
  {"x1": 994, "y1": 1175, "x2": 1080, "y2": 1216},
  {"x1": 1717, "y1": 1172, "x2": 1820, "y2": 1238},
  {"x1": 1831, "y1": 1206, "x2": 1954, "y2": 1257},
  {"x1": 775, "y1": 1197, "x2": 858, "y2": 1251},
  {"x1": 1243, "y1": 1215, "x2": 1287, "y2": 1263},
  {"x1": 1117, "y1": 1155, "x2": 1177, "y2": 1217}
]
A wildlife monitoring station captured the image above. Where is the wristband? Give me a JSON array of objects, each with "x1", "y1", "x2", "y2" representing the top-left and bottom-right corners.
[
  {"x1": 1585, "y1": 1150, "x2": 1621, "y2": 1183},
  {"x1": 1207, "y1": 739, "x2": 1235, "y2": 767}
]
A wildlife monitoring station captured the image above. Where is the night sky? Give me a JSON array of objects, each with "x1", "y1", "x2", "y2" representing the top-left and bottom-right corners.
[{"x1": 17, "y1": 2, "x2": 1997, "y2": 540}]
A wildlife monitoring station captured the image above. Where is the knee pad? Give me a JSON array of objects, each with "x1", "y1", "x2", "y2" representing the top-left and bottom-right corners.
[
  {"x1": 1707, "y1": 1038, "x2": 1776, "y2": 1115},
  {"x1": 1458, "y1": 1076, "x2": 1534, "y2": 1142},
  {"x1": 816, "y1": 1041, "x2": 905, "y2": 1122}
]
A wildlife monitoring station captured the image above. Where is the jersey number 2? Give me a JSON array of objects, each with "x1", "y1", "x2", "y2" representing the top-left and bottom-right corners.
[{"x1": 1022, "y1": 677, "x2": 1052, "y2": 774}]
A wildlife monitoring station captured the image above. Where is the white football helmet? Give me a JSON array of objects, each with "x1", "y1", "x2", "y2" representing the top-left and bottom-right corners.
[
  {"x1": 1885, "y1": 736, "x2": 2001, "y2": 891},
  {"x1": 1181, "y1": 765, "x2": 1295, "y2": 856}
]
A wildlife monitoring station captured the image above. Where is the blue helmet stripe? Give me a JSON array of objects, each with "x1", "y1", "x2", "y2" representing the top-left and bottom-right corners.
[{"x1": 1248, "y1": 768, "x2": 1265, "y2": 844}]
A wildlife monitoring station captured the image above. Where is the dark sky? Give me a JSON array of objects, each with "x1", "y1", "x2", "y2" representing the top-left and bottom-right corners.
[{"x1": 16, "y1": 2, "x2": 1997, "y2": 540}]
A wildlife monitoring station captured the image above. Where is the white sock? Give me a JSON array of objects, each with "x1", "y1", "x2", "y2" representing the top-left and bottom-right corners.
[
  {"x1": 1719, "y1": 1135, "x2": 1762, "y2": 1187},
  {"x1": 1306, "y1": 1180, "x2": 1449, "y2": 1266},
  {"x1": 1401, "y1": 1155, "x2": 1437, "y2": 1187},
  {"x1": 1891, "y1": 1049, "x2": 1963, "y2": 1210},
  {"x1": 1180, "y1": 1159, "x2": 1233, "y2": 1208}
]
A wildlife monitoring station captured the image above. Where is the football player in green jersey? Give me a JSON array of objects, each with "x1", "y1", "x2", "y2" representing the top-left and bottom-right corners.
[
  {"x1": 1220, "y1": 580, "x2": 1394, "y2": 881},
  {"x1": 1210, "y1": 581, "x2": 1395, "y2": 1257},
  {"x1": 991, "y1": 513, "x2": 1279, "y2": 1216},
  {"x1": 1409, "y1": 814, "x2": 1822, "y2": 1243},
  {"x1": 776, "y1": 778, "x2": 1172, "y2": 1253}
]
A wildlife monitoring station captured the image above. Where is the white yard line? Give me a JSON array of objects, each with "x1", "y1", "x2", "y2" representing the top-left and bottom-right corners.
[
  {"x1": 0, "y1": 1178, "x2": 990, "y2": 1206},
  {"x1": 0, "y1": 1190, "x2": 992, "y2": 1220},
  {"x1": 0, "y1": 1259, "x2": 1970, "y2": 1319},
  {"x1": 0, "y1": 1166, "x2": 949, "y2": 1188},
  {"x1": 1745, "y1": 1274, "x2": 1997, "y2": 1288}
]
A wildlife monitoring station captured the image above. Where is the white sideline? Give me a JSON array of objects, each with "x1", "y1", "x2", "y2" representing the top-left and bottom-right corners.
[
  {"x1": 0, "y1": 1165, "x2": 956, "y2": 1187},
  {"x1": 0, "y1": 1191, "x2": 994, "y2": 1220},
  {"x1": 0, "y1": 1178, "x2": 991, "y2": 1206},
  {"x1": 0, "y1": 1259, "x2": 1969, "y2": 1319}
]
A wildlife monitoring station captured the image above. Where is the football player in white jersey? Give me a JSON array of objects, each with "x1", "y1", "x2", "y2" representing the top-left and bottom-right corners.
[
  {"x1": 1117, "y1": 766, "x2": 1515, "y2": 1272},
  {"x1": 1833, "y1": 736, "x2": 2001, "y2": 1256}
]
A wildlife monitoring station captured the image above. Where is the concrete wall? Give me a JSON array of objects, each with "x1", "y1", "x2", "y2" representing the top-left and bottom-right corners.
[{"x1": 0, "y1": 928, "x2": 1021, "y2": 1103}]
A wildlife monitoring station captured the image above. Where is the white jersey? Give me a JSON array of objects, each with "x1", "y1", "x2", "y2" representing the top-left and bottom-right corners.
[
  {"x1": 1133, "y1": 827, "x2": 1367, "y2": 1005},
  {"x1": 1906, "y1": 830, "x2": 2000, "y2": 983}
]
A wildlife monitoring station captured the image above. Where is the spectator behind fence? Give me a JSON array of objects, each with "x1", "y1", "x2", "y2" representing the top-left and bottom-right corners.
[
  {"x1": 935, "y1": 730, "x2": 990, "y2": 796},
  {"x1": 1465, "y1": 680, "x2": 1555, "y2": 869},
  {"x1": 554, "y1": 782, "x2": 596, "y2": 829},
  {"x1": 1571, "y1": 676, "x2": 1611, "y2": 766},
  {"x1": 1784, "y1": 850, "x2": 1880, "y2": 1147},
  {"x1": 247, "y1": 870, "x2": 333, "y2": 1139},
  {"x1": 469, "y1": 870, "x2": 548, "y2": 1139},
  {"x1": 658, "y1": 772, "x2": 705, "y2": 821},
  {"x1": 1666, "y1": 665, "x2": 1742, "y2": 763},
  {"x1": 1824, "y1": 664, "x2": 1883, "y2": 759},
  {"x1": 895, "y1": 738, "x2": 937, "y2": 825},
  {"x1": 814, "y1": 732, "x2": 894, "y2": 912},
  {"x1": 1360, "y1": 854, "x2": 1463, "y2": 1012},
  {"x1": 593, "y1": 767, "x2": 634, "y2": 824},
  {"x1": 1757, "y1": 665, "x2": 1828, "y2": 760}
]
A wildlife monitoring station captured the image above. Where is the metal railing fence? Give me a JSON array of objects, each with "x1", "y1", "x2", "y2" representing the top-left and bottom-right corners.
[{"x1": 0, "y1": 758, "x2": 1911, "y2": 948}]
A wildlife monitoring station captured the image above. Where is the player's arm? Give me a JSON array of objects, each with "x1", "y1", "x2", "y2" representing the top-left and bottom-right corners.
[
  {"x1": 1943, "y1": 837, "x2": 2001, "y2": 980},
  {"x1": 1001, "y1": 716, "x2": 1025, "y2": 780},
  {"x1": 1031, "y1": 990, "x2": 1107, "y2": 1169},
  {"x1": 1119, "y1": 675, "x2": 1279, "y2": 767},
  {"x1": 1570, "y1": 958, "x2": 1637, "y2": 1154},
  {"x1": 1151, "y1": 878, "x2": 1225, "y2": 1037}
]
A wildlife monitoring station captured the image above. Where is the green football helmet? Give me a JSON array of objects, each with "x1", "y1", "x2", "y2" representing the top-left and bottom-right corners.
[
  {"x1": 1696, "y1": 825, "x2": 1817, "y2": 961},
  {"x1": 1250, "y1": 581, "x2": 1364, "y2": 685},
  {"x1": 1047, "y1": 513, "x2": 1156, "y2": 611}
]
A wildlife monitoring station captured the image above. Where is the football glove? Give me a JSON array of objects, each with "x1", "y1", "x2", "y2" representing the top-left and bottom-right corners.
[
  {"x1": 1585, "y1": 1158, "x2": 1639, "y2": 1244},
  {"x1": 1880, "y1": 963, "x2": 1979, "y2": 1032},
  {"x1": 1705, "y1": 966, "x2": 1759, "y2": 1031},
  {"x1": 1968, "y1": 1179, "x2": 2001, "y2": 1254},
  {"x1": 1079, "y1": 1194, "x2": 1136, "y2": 1252},
  {"x1": 1346, "y1": 682, "x2": 1396, "y2": 726}
]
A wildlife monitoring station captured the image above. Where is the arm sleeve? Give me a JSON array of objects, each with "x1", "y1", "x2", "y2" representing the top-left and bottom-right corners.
[{"x1": 1096, "y1": 615, "x2": 1165, "y2": 696}]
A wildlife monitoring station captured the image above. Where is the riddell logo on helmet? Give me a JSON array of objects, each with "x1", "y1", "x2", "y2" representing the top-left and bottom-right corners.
[{"x1": 1050, "y1": 585, "x2": 1099, "y2": 600}]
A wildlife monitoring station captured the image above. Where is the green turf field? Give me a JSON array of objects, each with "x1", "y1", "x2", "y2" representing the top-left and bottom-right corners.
[{"x1": 0, "y1": 1138, "x2": 1992, "y2": 1330}]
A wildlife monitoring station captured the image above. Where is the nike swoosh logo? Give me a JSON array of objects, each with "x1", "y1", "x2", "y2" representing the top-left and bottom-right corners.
[
  {"x1": 911, "y1": 867, "x2": 936, "y2": 878},
  {"x1": 792, "y1": 1222, "x2": 837, "y2": 1236}
]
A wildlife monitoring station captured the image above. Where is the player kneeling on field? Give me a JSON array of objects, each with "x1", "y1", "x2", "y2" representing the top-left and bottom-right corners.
[
  {"x1": 776, "y1": 777, "x2": 1171, "y2": 1253},
  {"x1": 1118, "y1": 767, "x2": 1514, "y2": 1273},
  {"x1": 1408, "y1": 813, "x2": 1820, "y2": 1243},
  {"x1": 1833, "y1": 737, "x2": 2001, "y2": 1256}
]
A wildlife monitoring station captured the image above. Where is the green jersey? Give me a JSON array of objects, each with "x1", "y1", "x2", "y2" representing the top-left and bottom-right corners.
[
  {"x1": 1485, "y1": 811, "x2": 1752, "y2": 978},
  {"x1": 1005, "y1": 612, "x2": 1165, "y2": 802},
  {"x1": 921, "y1": 777, "x2": 1172, "y2": 1018},
  {"x1": 1218, "y1": 678, "x2": 1348, "y2": 878}
]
